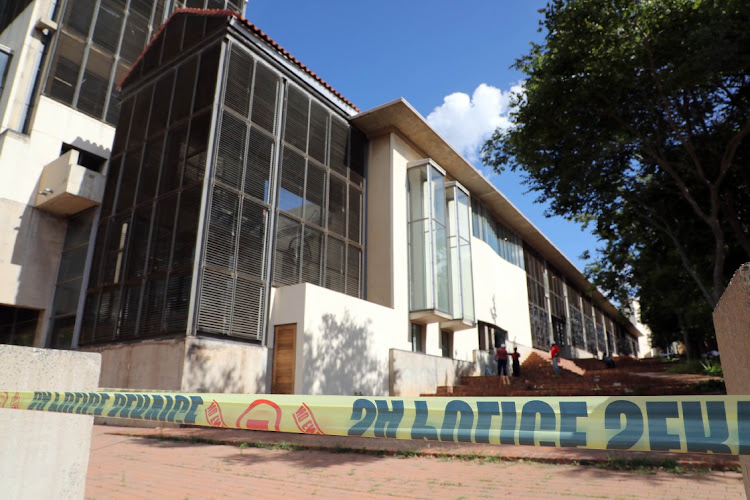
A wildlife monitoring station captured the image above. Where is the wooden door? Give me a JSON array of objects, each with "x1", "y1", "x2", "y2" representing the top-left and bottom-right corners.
[{"x1": 272, "y1": 324, "x2": 296, "y2": 394}]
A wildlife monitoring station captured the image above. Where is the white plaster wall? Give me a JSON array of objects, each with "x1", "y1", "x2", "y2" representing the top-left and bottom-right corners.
[
  {"x1": 182, "y1": 336, "x2": 268, "y2": 393},
  {"x1": 0, "y1": 344, "x2": 101, "y2": 500},
  {"x1": 0, "y1": 196, "x2": 65, "y2": 345},
  {"x1": 471, "y1": 237, "x2": 533, "y2": 349}
]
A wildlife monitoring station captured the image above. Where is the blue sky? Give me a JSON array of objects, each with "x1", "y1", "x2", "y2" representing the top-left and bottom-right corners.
[{"x1": 245, "y1": 1, "x2": 599, "y2": 272}]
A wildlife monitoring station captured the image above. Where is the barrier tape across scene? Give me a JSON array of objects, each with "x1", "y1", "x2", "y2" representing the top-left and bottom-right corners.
[{"x1": 2, "y1": 391, "x2": 749, "y2": 456}]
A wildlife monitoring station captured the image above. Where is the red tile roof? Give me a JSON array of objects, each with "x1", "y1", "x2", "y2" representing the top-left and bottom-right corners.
[{"x1": 119, "y1": 8, "x2": 358, "y2": 112}]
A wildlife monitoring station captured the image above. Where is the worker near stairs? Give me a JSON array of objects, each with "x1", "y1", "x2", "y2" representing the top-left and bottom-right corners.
[
  {"x1": 550, "y1": 342, "x2": 561, "y2": 376},
  {"x1": 495, "y1": 343, "x2": 509, "y2": 376}
]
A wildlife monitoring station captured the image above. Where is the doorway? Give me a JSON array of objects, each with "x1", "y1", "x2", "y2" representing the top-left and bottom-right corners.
[{"x1": 272, "y1": 323, "x2": 296, "y2": 394}]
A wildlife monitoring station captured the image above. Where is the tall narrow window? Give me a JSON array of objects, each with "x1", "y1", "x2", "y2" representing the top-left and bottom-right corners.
[
  {"x1": 442, "y1": 182, "x2": 474, "y2": 330},
  {"x1": 410, "y1": 322, "x2": 424, "y2": 353},
  {"x1": 407, "y1": 159, "x2": 452, "y2": 322}
]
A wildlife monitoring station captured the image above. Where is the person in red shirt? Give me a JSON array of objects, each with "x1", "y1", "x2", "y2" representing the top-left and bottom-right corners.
[
  {"x1": 510, "y1": 347, "x2": 521, "y2": 377},
  {"x1": 550, "y1": 342, "x2": 561, "y2": 376},
  {"x1": 495, "y1": 344, "x2": 509, "y2": 376}
]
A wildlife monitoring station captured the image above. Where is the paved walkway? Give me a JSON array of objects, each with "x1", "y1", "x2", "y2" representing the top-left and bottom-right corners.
[{"x1": 86, "y1": 426, "x2": 746, "y2": 499}]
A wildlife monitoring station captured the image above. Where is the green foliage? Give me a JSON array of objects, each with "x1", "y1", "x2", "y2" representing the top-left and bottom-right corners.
[
  {"x1": 692, "y1": 379, "x2": 726, "y2": 394},
  {"x1": 482, "y1": 0, "x2": 750, "y2": 355},
  {"x1": 700, "y1": 359, "x2": 723, "y2": 377}
]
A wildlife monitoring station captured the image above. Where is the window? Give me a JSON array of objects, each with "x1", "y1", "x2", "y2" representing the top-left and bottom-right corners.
[
  {"x1": 524, "y1": 248, "x2": 551, "y2": 350},
  {"x1": 445, "y1": 182, "x2": 474, "y2": 325},
  {"x1": 43, "y1": 0, "x2": 170, "y2": 124},
  {"x1": 441, "y1": 330, "x2": 452, "y2": 358},
  {"x1": 407, "y1": 159, "x2": 451, "y2": 315},
  {"x1": 0, "y1": 47, "x2": 10, "y2": 100},
  {"x1": 0, "y1": 305, "x2": 39, "y2": 346},
  {"x1": 471, "y1": 198, "x2": 524, "y2": 269},
  {"x1": 61, "y1": 143, "x2": 107, "y2": 172},
  {"x1": 410, "y1": 323, "x2": 424, "y2": 353}
]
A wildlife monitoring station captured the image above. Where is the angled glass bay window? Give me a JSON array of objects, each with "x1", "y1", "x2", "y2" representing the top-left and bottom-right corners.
[
  {"x1": 407, "y1": 159, "x2": 452, "y2": 322},
  {"x1": 441, "y1": 182, "x2": 475, "y2": 331}
]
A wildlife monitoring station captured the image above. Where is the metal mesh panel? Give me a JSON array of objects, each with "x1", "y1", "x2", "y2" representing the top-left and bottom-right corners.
[
  {"x1": 182, "y1": 15, "x2": 206, "y2": 54},
  {"x1": 150, "y1": 74, "x2": 174, "y2": 135},
  {"x1": 327, "y1": 175, "x2": 346, "y2": 237},
  {"x1": 548, "y1": 268, "x2": 566, "y2": 319},
  {"x1": 99, "y1": 213, "x2": 131, "y2": 286},
  {"x1": 305, "y1": 160, "x2": 325, "y2": 227},
  {"x1": 205, "y1": 186, "x2": 239, "y2": 270},
  {"x1": 111, "y1": 97, "x2": 133, "y2": 156},
  {"x1": 530, "y1": 304, "x2": 550, "y2": 350},
  {"x1": 245, "y1": 128, "x2": 274, "y2": 203},
  {"x1": 198, "y1": 268, "x2": 233, "y2": 335},
  {"x1": 215, "y1": 111, "x2": 247, "y2": 190},
  {"x1": 171, "y1": 59, "x2": 198, "y2": 125},
  {"x1": 349, "y1": 128, "x2": 366, "y2": 186},
  {"x1": 87, "y1": 222, "x2": 107, "y2": 288},
  {"x1": 62, "y1": 0, "x2": 96, "y2": 37},
  {"x1": 236, "y1": 199, "x2": 268, "y2": 279},
  {"x1": 92, "y1": 0, "x2": 124, "y2": 52},
  {"x1": 171, "y1": 186, "x2": 201, "y2": 272},
  {"x1": 348, "y1": 186, "x2": 361, "y2": 244},
  {"x1": 45, "y1": 32, "x2": 85, "y2": 105},
  {"x1": 346, "y1": 245, "x2": 361, "y2": 298},
  {"x1": 161, "y1": 16, "x2": 186, "y2": 65},
  {"x1": 140, "y1": 278, "x2": 167, "y2": 334},
  {"x1": 251, "y1": 63, "x2": 280, "y2": 133},
  {"x1": 284, "y1": 86, "x2": 309, "y2": 153},
  {"x1": 160, "y1": 123, "x2": 188, "y2": 195},
  {"x1": 584, "y1": 315, "x2": 597, "y2": 354},
  {"x1": 101, "y1": 155, "x2": 122, "y2": 218},
  {"x1": 224, "y1": 46, "x2": 253, "y2": 118},
  {"x1": 141, "y1": 33, "x2": 164, "y2": 76},
  {"x1": 137, "y1": 135, "x2": 164, "y2": 205},
  {"x1": 125, "y1": 204, "x2": 152, "y2": 280},
  {"x1": 120, "y1": 9, "x2": 149, "y2": 64},
  {"x1": 274, "y1": 215, "x2": 301, "y2": 285},
  {"x1": 279, "y1": 146, "x2": 305, "y2": 215},
  {"x1": 185, "y1": 110, "x2": 211, "y2": 186},
  {"x1": 116, "y1": 149, "x2": 141, "y2": 213},
  {"x1": 606, "y1": 318, "x2": 616, "y2": 354},
  {"x1": 329, "y1": 118, "x2": 348, "y2": 175},
  {"x1": 164, "y1": 272, "x2": 192, "y2": 332},
  {"x1": 193, "y1": 45, "x2": 221, "y2": 113},
  {"x1": 300, "y1": 226, "x2": 323, "y2": 285},
  {"x1": 325, "y1": 236, "x2": 345, "y2": 293},
  {"x1": 77, "y1": 47, "x2": 113, "y2": 118},
  {"x1": 569, "y1": 307, "x2": 585, "y2": 349},
  {"x1": 119, "y1": 284, "x2": 142, "y2": 338},
  {"x1": 94, "y1": 288, "x2": 121, "y2": 342},
  {"x1": 149, "y1": 194, "x2": 178, "y2": 275},
  {"x1": 308, "y1": 101, "x2": 328, "y2": 164},
  {"x1": 231, "y1": 277, "x2": 263, "y2": 339}
]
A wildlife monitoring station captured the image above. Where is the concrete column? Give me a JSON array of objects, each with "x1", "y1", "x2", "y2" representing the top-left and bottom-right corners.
[{"x1": 712, "y1": 262, "x2": 750, "y2": 497}]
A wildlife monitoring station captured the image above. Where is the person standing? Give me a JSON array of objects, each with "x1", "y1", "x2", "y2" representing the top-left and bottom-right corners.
[
  {"x1": 511, "y1": 347, "x2": 521, "y2": 377},
  {"x1": 550, "y1": 342, "x2": 561, "y2": 376},
  {"x1": 495, "y1": 344, "x2": 508, "y2": 376}
]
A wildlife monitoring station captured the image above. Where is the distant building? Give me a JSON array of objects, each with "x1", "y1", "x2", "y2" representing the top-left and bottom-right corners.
[{"x1": 1, "y1": 8, "x2": 641, "y2": 395}]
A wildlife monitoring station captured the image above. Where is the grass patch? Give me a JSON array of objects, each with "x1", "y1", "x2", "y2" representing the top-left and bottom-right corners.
[
  {"x1": 597, "y1": 456, "x2": 698, "y2": 474},
  {"x1": 692, "y1": 379, "x2": 726, "y2": 394}
]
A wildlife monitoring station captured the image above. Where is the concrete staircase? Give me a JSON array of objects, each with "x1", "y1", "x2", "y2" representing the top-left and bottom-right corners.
[{"x1": 421, "y1": 352, "x2": 705, "y2": 397}]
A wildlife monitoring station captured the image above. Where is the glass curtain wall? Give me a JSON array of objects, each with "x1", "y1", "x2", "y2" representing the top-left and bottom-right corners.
[
  {"x1": 80, "y1": 26, "x2": 221, "y2": 345},
  {"x1": 407, "y1": 161, "x2": 451, "y2": 316},
  {"x1": 582, "y1": 298, "x2": 597, "y2": 354},
  {"x1": 523, "y1": 249, "x2": 550, "y2": 350},
  {"x1": 445, "y1": 183, "x2": 474, "y2": 325},
  {"x1": 566, "y1": 284, "x2": 586, "y2": 351},
  {"x1": 471, "y1": 198, "x2": 524, "y2": 269}
]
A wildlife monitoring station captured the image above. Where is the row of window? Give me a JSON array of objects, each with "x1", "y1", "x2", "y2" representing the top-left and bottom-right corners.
[{"x1": 471, "y1": 198, "x2": 525, "y2": 269}]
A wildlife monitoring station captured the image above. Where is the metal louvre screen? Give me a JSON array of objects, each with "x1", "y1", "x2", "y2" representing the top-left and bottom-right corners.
[
  {"x1": 80, "y1": 43, "x2": 220, "y2": 345},
  {"x1": 567, "y1": 285, "x2": 585, "y2": 350},
  {"x1": 197, "y1": 44, "x2": 280, "y2": 341},
  {"x1": 44, "y1": 0, "x2": 171, "y2": 124}
]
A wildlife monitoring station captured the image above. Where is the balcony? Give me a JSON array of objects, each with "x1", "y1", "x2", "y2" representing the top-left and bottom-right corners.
[{"x1": 35, "y1": 150, "x2": 105, "y2": 217}]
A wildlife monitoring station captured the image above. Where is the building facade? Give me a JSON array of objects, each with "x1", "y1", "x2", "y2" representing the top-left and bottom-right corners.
[{"x1": 0, "y1": 8, "x2": 641, "y2": 396}]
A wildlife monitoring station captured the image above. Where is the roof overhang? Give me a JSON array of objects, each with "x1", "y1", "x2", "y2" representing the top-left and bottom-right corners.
[{"x1": 352, "y1": 98, "x2": 641, "y2": 339}]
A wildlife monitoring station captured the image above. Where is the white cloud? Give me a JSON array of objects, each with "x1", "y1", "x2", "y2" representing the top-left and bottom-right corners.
[{"x1": 426, "y1": 82, "x2": 523, "y2": 163}]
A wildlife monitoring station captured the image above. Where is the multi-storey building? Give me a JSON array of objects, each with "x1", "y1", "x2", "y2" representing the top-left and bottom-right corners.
[{"x1": 1, "y1": 7, "x2": 641, "y2": 395}]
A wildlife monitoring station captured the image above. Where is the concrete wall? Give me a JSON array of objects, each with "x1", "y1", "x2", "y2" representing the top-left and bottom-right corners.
[
  {"x1": 390, "y1": 348, "x2": 476, "y2": 396},
  {"x1": 0, "y1": 344, "x2": 101, "y2": 499},
  {"x1": 182, "y1": 336, "x2": 268, "y2": 393},
  {"x1": 84, "y1": 337, "x2": 186, "y2": 390}
]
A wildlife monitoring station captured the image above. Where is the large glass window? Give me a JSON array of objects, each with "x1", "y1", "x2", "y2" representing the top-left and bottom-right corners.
[
  {"x1": 445, "y1": 182, "x2": 474, "y2": 325},
  {"x1": 407, "y1": 160, "x2": 451, "y2": 316},
  {"x1": 566, "y1": 284, "x2": 586, "y2": 351},
  {"x1": 524, "y1": 248, "x2": 550, "y2": 350},
  {"x1": 0, "y1": 305, "x2": 39, "y2": 346},
  {"x1": 471, "y1": 198, "x2": 524, "y2": 269}
]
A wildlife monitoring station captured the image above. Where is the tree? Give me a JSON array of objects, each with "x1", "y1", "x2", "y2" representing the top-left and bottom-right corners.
[{"x1": 482, "y1": 0, "x2": 750, "y2": 313}]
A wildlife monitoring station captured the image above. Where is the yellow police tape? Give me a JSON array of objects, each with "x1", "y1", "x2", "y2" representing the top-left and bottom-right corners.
[{"x1": 2, "y1": 391, "x2": 749, "y2": 455}]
